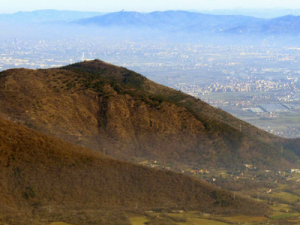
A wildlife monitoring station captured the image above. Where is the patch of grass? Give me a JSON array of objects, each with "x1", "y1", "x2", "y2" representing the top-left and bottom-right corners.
[
  {"x1": 184, "y1": 218, "x2": 228, "y2": 225},
  {"x1": 222, "y1": 216, "x2": 267, "y2": 223},
  {"x1": 269, "y1": 203, "x2": 289, "y2": 212},
  {"x1": 268, "y1": 192, "x2": 299, "y2": 203},
  {"x1": 138, "y1": 160, "x2": 149, "y2": 165},
  {"x1": 139, "y1": 215, "x2": 229, "y2": 225},
  {"x1": 50, "y1": 223, "x2": 72, "y2": 225},
  {"x1": 129, "y1": 216, "x2": 149, "y2": 225},
  {"x1": 271, "y1": 213, "x2": 300, "y2": 220}
]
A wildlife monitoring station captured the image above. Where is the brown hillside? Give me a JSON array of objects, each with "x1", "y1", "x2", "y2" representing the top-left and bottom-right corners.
[
  {"x1": 0, "y1": 117, "x2": 269, "y2": 224},
  {"x1": 0, "y1": 60, "x2": 298, "y2": 169}
]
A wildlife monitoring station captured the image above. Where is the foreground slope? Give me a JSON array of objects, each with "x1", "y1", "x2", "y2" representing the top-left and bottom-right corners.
[
  {"x1": 0, "y1": 60, "x2": 298, "y2": 169},
  {"x1": 0, "y1": 116, "x2": 268, "y2": 224}
]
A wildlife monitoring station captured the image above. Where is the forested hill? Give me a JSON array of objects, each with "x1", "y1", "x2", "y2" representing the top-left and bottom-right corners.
[
  {"x1": 0, "y1": 116, "x2": 269, "y2": 224},
  {"x1": 0, "y1": 59, "x2": 299, "y2": 169}
]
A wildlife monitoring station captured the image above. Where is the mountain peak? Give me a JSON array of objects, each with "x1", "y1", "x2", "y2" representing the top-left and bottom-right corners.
[
  {"x1": 62, "y1": 59, "x2": 147, "y2": 90},
  {"x1": 0, "y1": 60, "x2": 298, "y2": 170}
]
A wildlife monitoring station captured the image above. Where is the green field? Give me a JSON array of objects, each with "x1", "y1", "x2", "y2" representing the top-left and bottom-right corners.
[
  {"x1": 267, "y1": 203, "x2": 300, "y2": 220},
  {"x1": 221, "y1": 216, "x2": 267, "y2": 223},
  {"x1": 130, "y1": 216, "x2": 229, "y2": 225},
  {"x1": 129, "y1": 216, "x2": 149, "y2": 225},
  {"x1": 293, "y1": 189, "x2": 300, "y2": 196},
  {"x1": 271, "y1": 213, "x2": 300, "y2": 220},
  {"x1": 48, "y1": 189, "x2": 300, "y2": 225},
  {"x1": 50, "y1": 223, "x2": 72, "y2": 225},
  {"x1": 268, "y1": 192, "x2": 299, "y2": 203},
  {"x1": 180, "y1": 218, "x2": 228, "y2": 225}
]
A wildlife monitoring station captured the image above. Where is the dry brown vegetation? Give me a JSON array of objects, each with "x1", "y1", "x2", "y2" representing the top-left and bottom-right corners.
[
  {"x1": 0, "y1": 117, "x2": 270, "y2": 223},
  {"x1": 0, "y1": 60, "x2": 298, "y2": 169}
]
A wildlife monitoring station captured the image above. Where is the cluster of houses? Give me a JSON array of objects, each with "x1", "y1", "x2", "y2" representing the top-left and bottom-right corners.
[
  {"x1": 143, "y1": 160, "x2": 160, "y2": 168},
  {"x1": 184, "y1": 169, "x2": 210, "y2": 175},
  {"x1": 244, "y1": 164, "x2": 256, "y2": 169},
  {"x1": 245, "y1": 163, "x2": 300, "y2": 175},
  {"x1": 290, "y1": 169, "x2": 300, "y2": 173},
  {"x1": 265, "y1": 189, "x2": 272, "y2": 194},
  {"x1": 142, "y1": 160, "x2": 300, "y2": 184},
  {"x1": 171, "y1": 210, "x2": 184, "y2": 214}
]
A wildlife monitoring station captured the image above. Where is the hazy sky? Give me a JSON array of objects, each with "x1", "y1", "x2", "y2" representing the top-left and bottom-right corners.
[{"x1": 2, "y1": 0, "x2": 300, "y2": 13}]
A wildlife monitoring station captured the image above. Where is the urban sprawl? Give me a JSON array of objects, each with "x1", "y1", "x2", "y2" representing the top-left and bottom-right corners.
[{"x1": 2, "y1": 37, "x2": 300, "y2": 137}]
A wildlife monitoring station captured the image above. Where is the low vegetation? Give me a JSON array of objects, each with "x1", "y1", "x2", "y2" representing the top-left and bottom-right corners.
[{"x1": 0, "y1": 117, "x2": 270, "y2": 224}]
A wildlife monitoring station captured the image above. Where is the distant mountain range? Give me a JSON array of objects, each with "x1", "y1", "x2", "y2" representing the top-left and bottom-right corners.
[
  {"x1": 73, "y1": 11, "x2": 261, "y2": 33},
  {"x1": 191, "y1": 8, "x2": 300, "y2": 19},
  {"x1": 72, "y1": 11, "x2": 300, "y2": 36},
  {"x1": 0, "y1": 9, "x2": 105, "y2": 24},
  {"x1": 0, "y1": 10, "x2": 300, "y2": 37},
  {"x1": 225, "y1": 15, "x2": 300, "y2": 35}
]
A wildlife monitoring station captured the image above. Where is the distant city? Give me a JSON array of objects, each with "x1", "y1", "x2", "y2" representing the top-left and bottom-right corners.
[{"x1": 2, "y1": 37, "x2": 300, "y2": 138}]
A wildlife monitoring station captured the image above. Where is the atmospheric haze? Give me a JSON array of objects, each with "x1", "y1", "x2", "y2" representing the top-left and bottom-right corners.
[{"x1": 2, "y1": 0, "x2": 300, "y2": 13}]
